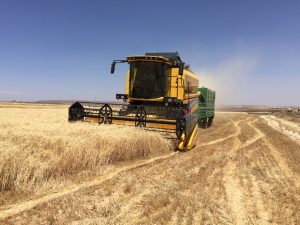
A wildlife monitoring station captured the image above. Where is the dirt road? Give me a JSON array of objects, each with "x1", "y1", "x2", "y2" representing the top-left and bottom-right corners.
[{"x1": 1, "y1": 113, "x2": 299, "y2": 225}]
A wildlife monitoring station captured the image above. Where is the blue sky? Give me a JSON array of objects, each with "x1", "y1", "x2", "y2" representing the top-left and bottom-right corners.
[{"x1": 0, "y1": 0, "x2": 299, "y2": 105}]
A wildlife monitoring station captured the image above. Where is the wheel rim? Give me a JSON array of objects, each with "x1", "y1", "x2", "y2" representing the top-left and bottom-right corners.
[
  {"x1": 135, "y1": 106, "x2": 147, "y2": 127},
  {"x1": 99, "y1": 104, "x2": 112, "y2": 124}
]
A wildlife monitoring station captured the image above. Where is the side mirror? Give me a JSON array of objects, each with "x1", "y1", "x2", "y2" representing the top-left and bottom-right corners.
[
  {"x1": 111, "y1": 61, "x2": 116, "y2": 74},
  {"x1": 179, "y1": 63, "x2": 185, "y2": 75}
]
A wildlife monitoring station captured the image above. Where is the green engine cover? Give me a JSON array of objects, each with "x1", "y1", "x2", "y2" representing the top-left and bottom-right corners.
[{"x1": 198, "y1": 87, "x2": 216, "y2": 119}]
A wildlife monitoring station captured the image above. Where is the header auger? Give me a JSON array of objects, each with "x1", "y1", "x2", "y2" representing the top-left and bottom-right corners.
[{"x1": 69, "y1": 52, "x2": 215, "y2": 150}]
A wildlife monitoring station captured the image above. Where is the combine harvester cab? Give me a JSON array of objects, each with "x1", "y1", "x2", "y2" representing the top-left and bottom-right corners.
[{"x1": 69, "y1": 52, "x2": 215, "y2": 150}]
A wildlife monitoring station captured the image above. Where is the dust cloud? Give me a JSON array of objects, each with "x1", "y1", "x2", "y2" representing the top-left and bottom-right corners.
[{"x1": 194, "y1": 55, "x2": 257, "y2": 105}]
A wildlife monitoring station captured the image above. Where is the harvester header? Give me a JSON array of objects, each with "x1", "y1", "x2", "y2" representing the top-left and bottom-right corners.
[{"x1": 69, "y1": 52, "x2": 215, "y2": 150}]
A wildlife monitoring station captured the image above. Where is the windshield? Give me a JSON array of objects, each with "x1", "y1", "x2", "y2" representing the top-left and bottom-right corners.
[{"x1": 129, "y1": 61, "x2": 165, "y2": 99}]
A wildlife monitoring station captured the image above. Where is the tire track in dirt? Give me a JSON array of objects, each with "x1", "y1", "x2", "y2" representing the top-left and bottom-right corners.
[
  {"x1": 243, "y1": 118, "x2": 299, "y2": 223},
  {"x1": 131, "y1": 119, "x2": 246, "y2": 223},
  {"x1": 114, "y1": 120, "x2": 242, "y2": 224},
  {"x1": 230, "y1": 117, "x2": 299, "y2": 224},
  {"x1": 235, "y1": 119, "x2": 272, "y2": 224},
  {"x1": 223, "y1": 119, "x2": 246, "y2": 225},
  {"x1": 223, "y1": 118, "x2": 264, "y2": 225},
  {"x1": 258, "y1": 134, "x2": 300, "y2": 187},
  {"x1": 248, "y1": 174, "x2": 270, "y2": 225},
  {"x1": 108, "y1": 138, "x2": 233, "y2": 223},
  {"x1": 174, "y1": 122, "x2": 251, "y2": 224},
  {"x1": 224, "y1": 162, "x2": 247, "y2": 225},
  {"x1": 238, "y1": 119, "x2": 265, "y2": 149},
  {"x1": 0, "y1": 152, "x2": 178, "y2": 220},
  {"x1": 166, "y1": 120, "x2": 245, "y2": 224},
  {"x1": 199, "y1": 120, "x2": 242, "y2": 147}
]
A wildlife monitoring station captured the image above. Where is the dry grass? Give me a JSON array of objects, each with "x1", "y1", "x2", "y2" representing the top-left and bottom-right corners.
[{"x1": 0, "y1": 104, "x2": 172, "y2": 193}]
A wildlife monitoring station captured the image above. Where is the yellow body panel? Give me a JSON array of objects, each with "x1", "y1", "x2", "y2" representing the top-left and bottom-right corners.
[
  {"x1": 168, "y1": 68, "x2": 199, "y2": 100},
  {"x1": 177, "y1": 124, "x2": 198, "y2": 151},
  {"x1": 128, "y1": 97, "x2": 164, "y2": 102}
]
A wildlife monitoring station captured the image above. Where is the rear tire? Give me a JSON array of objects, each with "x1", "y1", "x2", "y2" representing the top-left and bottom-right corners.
[
  {"x1": 207, "y1": 116, "x2": 214, "y2": 127},
  {"x1": 199, "y1": 118, "x2": 207, "y2": 129}
]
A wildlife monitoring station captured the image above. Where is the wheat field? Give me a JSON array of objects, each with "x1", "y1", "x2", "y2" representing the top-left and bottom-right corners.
[
  {"x1": 0, "y1": 103, "x2": 172, "y2": 195},
  {"x1": 0, "y1": 103, "x2": 299, "y2": 225}
]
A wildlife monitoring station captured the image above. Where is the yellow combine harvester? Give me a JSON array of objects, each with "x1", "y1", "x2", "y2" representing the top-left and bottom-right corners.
[{"x1": 69, "y1": 52, "x2": 201, "y2": 150}]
